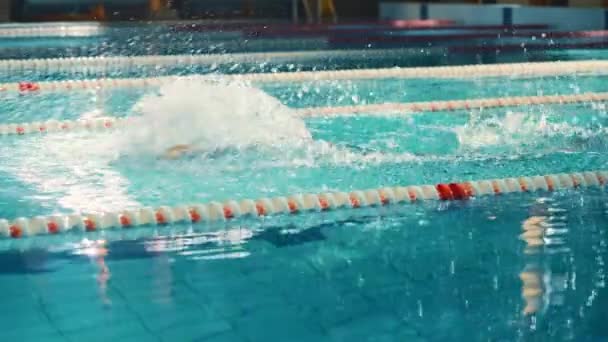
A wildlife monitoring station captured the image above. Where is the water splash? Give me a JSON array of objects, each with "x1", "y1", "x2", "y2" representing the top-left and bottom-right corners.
[
  {"x1": 111, "y1": 78, "x2": 424, "y2": 167},
  {"x1": 119, "y1": 79, "x2": 312, "y2": 157},
  {"x1": 455, "y1": 111, "x2": 550, "y2": 149},
  {"x1": 454, "y1": 110, "x2": 608, "y2": 152}
]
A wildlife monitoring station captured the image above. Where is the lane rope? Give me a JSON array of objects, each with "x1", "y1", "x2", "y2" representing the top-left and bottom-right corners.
[
  {"x1": 0, "y1": 48, "x2": 435, "y2": 73},
  {"x1": 296, "y1": 92, "x2": 608, "y2": 116},
  {"x1": 0, "y1": 24, "x2": 103, "y2": 38},
  {"x1": 1, "y1": 58, "x2": 606, "y2": 81},
  {"x1": 0, "y1": 91, "x2": 605, "y2": 137},
  {"x1": 1, "y1": 170, "x2": 605, "y2": 239}
]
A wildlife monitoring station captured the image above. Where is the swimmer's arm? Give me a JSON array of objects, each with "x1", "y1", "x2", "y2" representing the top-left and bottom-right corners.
[{"x1": 162, "y1": 144, "x2": 194, "y2": 159}]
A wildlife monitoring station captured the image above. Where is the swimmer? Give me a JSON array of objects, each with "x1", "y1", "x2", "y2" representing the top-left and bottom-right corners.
[
  {"x1": 161, "y1": 144, "x2": 249, "y2": 160},
  {"x1": 162, "y1": 144, "x2": 197, "y2": 160},
  {"x1": 161, "y1": 141, "x2": 383, "y2": 160}
]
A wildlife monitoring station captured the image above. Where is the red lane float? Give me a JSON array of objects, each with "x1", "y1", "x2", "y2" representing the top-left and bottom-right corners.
[
  {"x1": 18, "y1": 82, "x2": 40, "y2": 92},
  {"x1": 1, "y1": 170, "x2": 606, "y2": 239}
]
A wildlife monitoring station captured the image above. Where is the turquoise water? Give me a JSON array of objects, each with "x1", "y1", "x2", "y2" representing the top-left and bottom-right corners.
[
  {"x1": 1, "y1": 72, "x2": 608, "y2": 341},
  {"x1": 1, "y1": 28, "x2": 608, "y2": 340},
  {"x1": 1, "y1": 192, "x2": 607, "y2": 341}
]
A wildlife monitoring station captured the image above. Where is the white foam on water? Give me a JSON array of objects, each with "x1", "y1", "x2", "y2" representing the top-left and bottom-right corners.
[
  {"x1": 454, "y1": 110, "x2": 608, "y2": 152},
  {"x1": 2, "y1": 132, "x2": 140, "y2": 214},
  {"x1": 118, "y1": 79, "x2": 313, "y2": 157},
  {"x1": 455, "y1": 111, "x2": 548, "y2": 149},
  {"x1": 112, "y1": 78, "x2": 422, "y2": 168}
]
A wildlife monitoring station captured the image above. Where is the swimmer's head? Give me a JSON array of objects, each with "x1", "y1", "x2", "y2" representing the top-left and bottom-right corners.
[{"x1": 162, "y1": 144, "x2": 194, "y2": 160}]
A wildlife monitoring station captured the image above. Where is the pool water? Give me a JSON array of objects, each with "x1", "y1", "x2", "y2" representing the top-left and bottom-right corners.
[
  {"x1": 1, "y1": 192, "x2": 607, "y2": 341},
  {"x1": 1, "y1": 27, "x2": 608, "y2": 341}
]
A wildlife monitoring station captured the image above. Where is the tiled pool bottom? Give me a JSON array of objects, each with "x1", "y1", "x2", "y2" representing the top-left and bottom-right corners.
[{"x1": 1, "y1": 191, "x2": 607, "y2": 342}]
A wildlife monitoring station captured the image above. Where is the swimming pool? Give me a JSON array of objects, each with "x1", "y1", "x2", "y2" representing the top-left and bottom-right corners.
[{"x1": 1, "y1": 24, "x2": 608, "y2": 342}]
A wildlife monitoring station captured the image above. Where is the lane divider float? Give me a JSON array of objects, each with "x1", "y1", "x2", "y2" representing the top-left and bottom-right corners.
[
  {"x1": 0, "y1": 117, "x2": 131, "y2": 136},
  {"x1": 0, "y1": 48, "x2": 434, "y2": 73},
  {"x1": 2, "y1": 59, "x2": 607, "y2": 83},
  {"x1": 0, "y1": 91, "x2": 606, "y2": 137},
  {"x1": 296, "y1": 92, "x2": 608, "y2": 116},
  {"x1": 1, "y1": 170, "x2": 605, "y2": 239},
  {"x1": 0, "y1": 24, "x2": 103, "y2": 38}
]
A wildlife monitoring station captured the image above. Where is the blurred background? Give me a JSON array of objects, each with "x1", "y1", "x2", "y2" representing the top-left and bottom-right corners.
[{"x1": 2, "y1": 0, "x2": 606, "y2": 23}]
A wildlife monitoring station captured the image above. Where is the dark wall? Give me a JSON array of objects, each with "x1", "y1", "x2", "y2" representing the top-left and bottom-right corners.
[
  {"x1": 14, "y1": 0, "x2": 382, "y2": 21},
  {"x1": 14, "y1": 0, "x2": 150, "y2": 21},
  {"x1": 180, "y1": 0, "x2": 290, "y2": 19},
  {"x1": 334, "y1": 0, "x2": 379, "y2": 19},
  {"x1": 179, "y1": 0, "x2": 380, "y2": 20}
]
